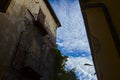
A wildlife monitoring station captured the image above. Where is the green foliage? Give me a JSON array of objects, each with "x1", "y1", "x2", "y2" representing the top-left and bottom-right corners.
[
  {"x1": 67, "y1": 69, "x2": 79, "y2": 80},
  {"x1": 52, "y1": 48, "x2": 78, "y2": 80}
]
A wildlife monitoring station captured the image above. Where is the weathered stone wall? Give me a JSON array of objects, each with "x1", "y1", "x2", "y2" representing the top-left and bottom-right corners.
[{"x1": 0, "y1": 0, "x2": 57, "y2": 80}]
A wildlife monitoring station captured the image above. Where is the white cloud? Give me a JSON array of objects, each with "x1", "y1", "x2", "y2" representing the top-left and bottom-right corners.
[
  {"x1": 52, "y1": 0, "x2": 91, "y2": 53},
  {"x1": 49, "y1": 0, "x2": 97, "y2": 80},
  {"x1": 66, "y1": 57, "x2": 97, "y2": 80}
]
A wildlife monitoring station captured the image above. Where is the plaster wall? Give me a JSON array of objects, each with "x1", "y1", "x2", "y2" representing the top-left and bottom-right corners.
[
  {"x1": 0, "y1": 0, "x2": 57, "y2": 80},
  {"x1": 84, "y1": 8, "x2": 120, "y2": 80},
  {"x1": 86, "y1": 0, "x2": 120, "y2": 45},
  {"x1": 80, "y1": 0, "x2": 120, "y2": 79}
]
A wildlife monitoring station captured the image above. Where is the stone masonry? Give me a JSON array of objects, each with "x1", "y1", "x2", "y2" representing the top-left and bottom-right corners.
[{"x1": 0, "y1": 0, "x2": 61, "y2": 80}]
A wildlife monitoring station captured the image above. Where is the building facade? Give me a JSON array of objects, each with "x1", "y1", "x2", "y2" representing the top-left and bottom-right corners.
[
  {"x1": 79, "y1": 0, "x2": 120, "y2": 80},
  {"x1": 0, "y1": 0, "x2": 60, "y2": 80}
]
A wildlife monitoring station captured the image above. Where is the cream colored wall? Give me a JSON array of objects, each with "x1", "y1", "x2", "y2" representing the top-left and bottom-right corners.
[
  {"x1": 84, "y1": 7, "x2": 120, "y2": 80},
  {"x1": 0, "y1": 0, "x2": 26, "y2": 78},
  {"x1": 39, "y1": 0, "x2": 57, "y2": 37},
  {"x1": 81, "y1": 0, "x2": 120, "y2": 79},
  {"x1": 27, "y1": 0, "x2": 57, "y2": 37},
  {"x1": 23, "y1": 0, "x2": 57, "y2": 37},
  {"x1": 100, "y1": 0, "x2": 120, "y2": 42},
  {"x1": 0, "y1": 0, "x2": 57, "y2": 78},
  {"x1": 86, "y1": 0, "x2": 120, "y2": 46},
  {"x1": 6, "y1": 0, "x2": 57, "y2": 37}
]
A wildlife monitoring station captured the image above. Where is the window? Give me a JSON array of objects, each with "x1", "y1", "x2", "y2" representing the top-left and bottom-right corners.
[
  {"x1": 0, "y1": 0, "x2": 12, "y2": 12},
  {"x1": 37, "y1": 8, "x2": 46, "y2": 26},
  {"x1": 35, "y1": 8, "x2": 48, "y2": 36}
]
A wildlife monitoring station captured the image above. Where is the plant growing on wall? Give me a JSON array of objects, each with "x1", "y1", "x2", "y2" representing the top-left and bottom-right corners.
[{"x1": 52, "y1": 48, "x2": 78, "y2": 80}]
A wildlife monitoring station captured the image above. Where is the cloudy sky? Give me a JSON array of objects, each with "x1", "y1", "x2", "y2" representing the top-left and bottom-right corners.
[{"x1": 49, "y1": 0, "x2": 97, "y2": 80}]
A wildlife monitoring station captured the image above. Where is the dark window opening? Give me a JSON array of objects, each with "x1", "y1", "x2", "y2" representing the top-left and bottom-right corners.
[
  {"x1": 34, "y1": 21, "x2": 48, "y2": 36},
  {"x1": 0, "y1": 0, "x2": 12, "y2": 12},
  {"x1": 34, "y1": 8, "x2": 48, "y2": 36},
  {"x1": 21, "y1": 67, "x2": 42, "y2": 80}
]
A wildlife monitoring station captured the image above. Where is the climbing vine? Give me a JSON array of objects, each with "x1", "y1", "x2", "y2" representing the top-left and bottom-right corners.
[{"x1": 52, "y1": 48, "x2": 78, "y2": 80}]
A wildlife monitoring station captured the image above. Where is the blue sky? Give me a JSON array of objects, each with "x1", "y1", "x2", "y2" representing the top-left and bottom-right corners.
[{"x1": 49, "y1": 0, "x2": 97, "y2": 80}]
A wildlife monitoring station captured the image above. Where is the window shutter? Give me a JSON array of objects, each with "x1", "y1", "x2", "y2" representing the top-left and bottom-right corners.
[{"x1": 35, "y1": 8, "x2": 48, "y2": 36}]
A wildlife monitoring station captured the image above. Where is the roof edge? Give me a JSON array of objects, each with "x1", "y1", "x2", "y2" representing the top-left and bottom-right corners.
[{"x1": 44, "y1": 0, "x2": 61, "y2": 27}]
